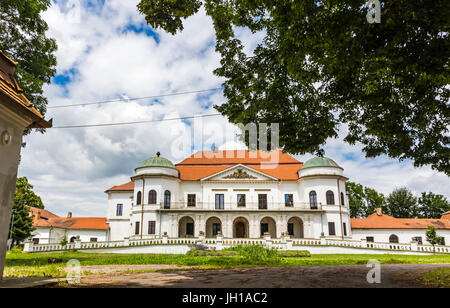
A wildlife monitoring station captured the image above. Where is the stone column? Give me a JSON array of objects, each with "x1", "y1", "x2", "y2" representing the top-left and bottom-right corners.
[{"x1": 277, "y1": 215, "x2": 287, "y2": 239}]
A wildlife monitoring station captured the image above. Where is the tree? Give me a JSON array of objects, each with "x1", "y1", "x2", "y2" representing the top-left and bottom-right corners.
[
  {"x1": 385, "y1": 188, "x2": 418, "y2": 218},
  {"x1": 138, "y1": 0, "x2": 450, "y2": 175},
  {"x1": 425, "y1": 226, "x2": 443, "y2": 253},
  {"x1": 418, "y1": 192, "x2": 450, "y2": 219},
  {"x1": 345, "y1": 181, "x2": 386, "y2": 218},
  {"x1": 0, "y1": 0, "x2": 57, "y2": 134},
  {"x1": 9, "y1": 177, "x2": 44, "y2": 245},
  {"x1": 14, "y1": 177, "x2": 44, "y2": 210}
]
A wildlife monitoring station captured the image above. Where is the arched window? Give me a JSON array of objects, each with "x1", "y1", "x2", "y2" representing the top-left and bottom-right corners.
[
  {"x1": 309, "y1": 191, "x2": 318, "y2": 209},
  {"x1": 389, "y1": 234, "x2": 399, "y2": 243},
  {"x1": 148, "y1": 190, "x2": 157, "y2": 204},
  {"x1": 164, "y1": 190, "x2": 171, "y2": 209},
  {"x1": 326, "y1": 190, "x2": 335, "y2": 205},
  {"x1": 136, "y1": 191, "x2": 142, "y2": 205},
  {"x1": 340, "y1": 192, "x2": 345, "y2": 206}
]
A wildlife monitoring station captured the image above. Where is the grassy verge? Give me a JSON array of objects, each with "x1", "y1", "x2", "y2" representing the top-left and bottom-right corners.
[
  {"x1": 423, "y1": 268, "x2": 450, "y2": 287},
  {"x1": 4, "y1": 250, "x2": 450, "y2": 278}
]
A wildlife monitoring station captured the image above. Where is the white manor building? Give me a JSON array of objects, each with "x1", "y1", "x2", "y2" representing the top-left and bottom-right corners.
[
  {"x1": 28, "y1": 150, "x2": 450, "y2": 249},
  {"x1": 106, "y1": 150, "x2": 353, "y2": 241}
]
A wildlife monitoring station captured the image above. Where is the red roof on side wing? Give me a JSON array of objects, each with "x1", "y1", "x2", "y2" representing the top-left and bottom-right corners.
[
  {"x1": 351, "y1": 213, "x2": 450, "y2": 230},
  {"x1": 30, "y1": 207, "x2": 109, "y2": 230},
  {"x1": 105, "y1": 181, "x2": 134, "y2": 192}
]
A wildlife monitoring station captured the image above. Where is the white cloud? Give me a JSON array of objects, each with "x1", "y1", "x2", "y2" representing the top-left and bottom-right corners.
[{"x1": 18, "y1": 0, "x2": 449, "y2": 218}]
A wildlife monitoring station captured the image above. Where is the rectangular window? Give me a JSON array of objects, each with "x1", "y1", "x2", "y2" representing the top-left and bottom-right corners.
[
  {"x1": 258, "y1": 194, "x2": 267, "y2": 209},
  {"x1": 237, "y1": 194, "x2": 246, "y2": 207},
  {"x1": 412, "y1": 236, "x2": 423, "y2": 245},
  {"x1": 212, "y1": 223, "x2": 221, "y2": 236},
  {"x1": 135, "y1": 221, "x2": 140, "y2": 235},
  {"x1": 148, "y1": 221, "x2": 156, "y2": 234},
  {"x1": 90, "y1": 238, "x2": 98, "y2": 242},
  {"x1": 187, "y1": 194, "x2": 196, "y2": 207},
  {"x1": 261, "y1": 223, "x2": 269, "y2": 236},
  {"x1": 215, "y1": 194, "x2": 224, "y2": 209},
  {"x1": 328, "y1": 222, "x2": 336, "y2": 236},
  {"x1": 116, "y1": 204, "x2": 123, "y2": 216},
  {"x1": 343, "y1": 223, "x2": 347, "y2": 236},
  {"x1": 287, "y1": 223, "x2": 294, "y2": 236},
  {"x1": 186, "y1": 223, "x2": 194, "y2": 236},
  {"x1": 285, "y1": 194, "x2": 294, "y2": 207},
  {"x1": 440, "y1": 237, "x2": 445, "y2": 246},
  {"x1": 366, "y1": 237, "x2": 374, "y2": 242},
  {"x1": 32, "y1": 238, "x2": 40, "y2": 244}
]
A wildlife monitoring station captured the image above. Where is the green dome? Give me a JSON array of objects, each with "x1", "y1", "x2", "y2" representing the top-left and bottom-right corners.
[
  {"x1": 302, "y1": 157, "x2": 341, "y2": 169},
  {"x1": 137, "y1": 154, "x2": 176, "y2": 169}
]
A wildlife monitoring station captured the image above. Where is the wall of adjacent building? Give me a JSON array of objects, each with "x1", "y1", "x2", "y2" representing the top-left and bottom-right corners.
[
  {"x1": 0, "y1": 106, "x2": 27, "y2": 279},
  {"x1": 352, "y1": 229, "x2": 450, "y2": 245}
]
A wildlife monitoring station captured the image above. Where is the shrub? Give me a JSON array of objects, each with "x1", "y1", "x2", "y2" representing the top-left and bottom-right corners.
[
  {"x1": 229, "y1": 245, "x2": 279, "y2": 263},
  {"x1": 277, "y1": 250, "x2": 311, "y2": 258}
]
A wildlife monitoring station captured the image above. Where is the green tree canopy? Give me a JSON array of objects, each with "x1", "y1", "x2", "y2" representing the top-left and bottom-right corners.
[
  {"x1": 138, "y1": 0, "x2": 450, "y2": 175},
  {"x1": 385, "y1": 187, "x2": 418, "y2": 218},
  {"x1": 345, "y1": 181, "x2": 386, "y2": 218},
  {"x1": 0, "y1": 0, "x2": 57, "y2": 134},
  {"x1": 14, "y1": 176, "x2": 44, "y2": 209},
  {"x1": 418, "y1": 192, "x2": 450, "y2": 219},
  {"x1": 10, "y1": 177, "x2": 44, "y2": 245}
]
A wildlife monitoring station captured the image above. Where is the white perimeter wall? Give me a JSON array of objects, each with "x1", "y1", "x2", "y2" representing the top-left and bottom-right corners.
[{"x1": 352, "y1": 229, "x2": 450, "y2": 245}]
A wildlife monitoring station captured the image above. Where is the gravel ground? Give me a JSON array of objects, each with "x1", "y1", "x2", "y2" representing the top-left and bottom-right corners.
[{"x1": 60, "y1": 263, "x2": 450, "y2": 288}]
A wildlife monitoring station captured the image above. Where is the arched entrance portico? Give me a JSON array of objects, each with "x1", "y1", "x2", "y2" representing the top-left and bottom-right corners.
[
  {"x1": 287, "y1": 217, "x2": 304, "y2": 238},
  {"x1": 178, "y1": 216, "x2": 195, "y2": 238},
  {"x1": 233, "y1": 217, "x2": 249, "y2": 238},
  {"x1": 260, "y1": 217, "x2": 276, "y2": 238},
  {"x1": 206, "y1": 217, "x2": 222, "y2": 238}
]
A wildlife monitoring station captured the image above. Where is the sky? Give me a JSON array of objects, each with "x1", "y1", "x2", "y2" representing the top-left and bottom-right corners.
[{"x1": 17, "y1": 0, "x2": 450, "y2": 217}]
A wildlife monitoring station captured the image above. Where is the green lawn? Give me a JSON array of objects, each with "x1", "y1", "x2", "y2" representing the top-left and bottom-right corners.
[
  {"x1": 4, "y1": 250, "x2": 450, "y2": 278},
  {"x1": 424, "y1": 268, "x2": 450, "y2": 288}
]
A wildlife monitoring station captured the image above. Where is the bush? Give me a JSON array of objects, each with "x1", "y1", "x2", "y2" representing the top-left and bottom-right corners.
[
  {"x1": 186, "y1": 249, "x2": 238, "y2": 256},
  {"x1": 277, "y1": 250, "x2": 311, "y2": 258},
  {"x1": 228, "y1": 245, "x2": 279, "y2": 263}
]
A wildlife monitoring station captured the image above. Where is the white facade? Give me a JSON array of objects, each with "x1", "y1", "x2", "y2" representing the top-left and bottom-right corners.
[
  {"x1": 31, "y1": 227, "x2": 108, "y2": 244},
  {"x1": 352, "y1": 228, "x2": 450, "y2": 246},
  {"x1": 106, "y1": 153, "x2": 352, "y2": 241}
]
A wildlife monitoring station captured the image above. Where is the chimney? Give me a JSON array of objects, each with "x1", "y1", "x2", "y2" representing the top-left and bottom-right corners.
[
  {"x1": 67, "y1": 212, "x2": 72, "y2": 218},
  {"x1": 375, "y1": 208, "x2": 382, "y2": 216},
  {"x1": 35, "y1": 212, "x2": 41, "y2": 220}
]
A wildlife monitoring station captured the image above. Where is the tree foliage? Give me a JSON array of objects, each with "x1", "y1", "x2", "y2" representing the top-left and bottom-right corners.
[
  {"x1": 138, "y1": 0, "x2": 450, "y2": 174},
  {"x1": 417, "y1": 192, "x2": 450, "y2": 219},
  {"x1": 385, "y1": 187, "x2": 418, "y2": 218},
  {"x1": 345, "y1": 181, "x2": 386, "y2": 218},
  {"x1": 14, "y1": 176, "x2": 44, "y2": 210},
  {"x1": 425, "y1": 226, "x2": 443, "y2": 251},
  {"x1": 10, "y1": 177, "x2": 44, "y2": 245},
  {"x1": 0, "y1": 0, "x2": 57, "y2": 134}
]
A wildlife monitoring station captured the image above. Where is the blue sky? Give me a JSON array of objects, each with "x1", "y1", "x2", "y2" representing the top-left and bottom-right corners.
[{"x1": 17, "y1": 0, "x2": 450, "y2": 217}]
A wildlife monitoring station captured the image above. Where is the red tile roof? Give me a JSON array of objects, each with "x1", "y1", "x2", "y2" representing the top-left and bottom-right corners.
[
  {"x1": 176, "y1": 150, "x2": 302, "y2": 181},
  {"x1": 351, "y1": 213, "x2": 450, "y2": 230},
  {"x1": 106, "y1": 150, "x2": 303, "y2": 192},
  {"x1": 30, "y1": 207, "x2": 109, "y2": 230},
  {"x1": 0, "y1": 51, "x2": 52, "y2": 128}
]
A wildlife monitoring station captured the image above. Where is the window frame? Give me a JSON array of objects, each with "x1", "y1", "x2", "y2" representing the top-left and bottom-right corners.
[
  {"x1": 135, "y1": 221, "x2": 140, "y2": 235},
  {"x1": 284, "y1": 194, "x2": 294, "y2": 207},
  {"x1": 309, "y1": 191, "x2": 318, "y2": 209},
  {"x1": 215, "y1": 194, "x2": 224, "y2": 210},
  {"x1": 187, "y1": 194, "x2": 196, "y2": 207},
  {"x1": 164, "y1": 190, "x2": 171, "y2": 209},
  {"x1": 136, "y1": 191, "x2": 142, "y2": 205},
  {"x1": 116, "y1": 203, "x2": 123, "y2": 216},
  {"x1": 258, "y1": 194, "x2": 268, "y2": 209},
  {"x1": 148, "y1": 221, "x2": 156, "y2": 235},
  {"x1": 237, "y1": 194, "x2": 246, "y2": 207},
  {"x1": 148, "y1": 190, "x2": 157, "y2": 204},
  {"x1": 328, "y1": 222, "x2": 336, "y2": 236},
  {"x1": 326, "y1": 190, "x2": 335, "y2": 205}
]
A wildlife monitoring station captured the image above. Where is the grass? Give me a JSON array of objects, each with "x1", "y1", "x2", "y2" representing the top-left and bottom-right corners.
[
  {"x1": 4, "y1": 249, "x2": 450, "y2": 278},
  {"x1": 423, "y1": 268, "x2": 450, "y2": 288}
]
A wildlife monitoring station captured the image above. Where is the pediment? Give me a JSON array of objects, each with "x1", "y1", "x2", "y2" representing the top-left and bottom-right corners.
[{"x1": 201, "y1": 164, "x2": 277, "y2": 181}]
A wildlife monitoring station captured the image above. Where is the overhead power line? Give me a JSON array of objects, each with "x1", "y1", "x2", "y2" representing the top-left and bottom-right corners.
[
  {"x1": 47, "y1": 87, "x2": 222, "y2": 109},
  {"x1": 52, "y1": 113, "x2": 223, "y2": 129}
]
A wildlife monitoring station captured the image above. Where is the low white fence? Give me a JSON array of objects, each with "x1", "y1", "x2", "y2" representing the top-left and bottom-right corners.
[{"x1": 23, "y1": 234, "x2": 450, "y2": 255}]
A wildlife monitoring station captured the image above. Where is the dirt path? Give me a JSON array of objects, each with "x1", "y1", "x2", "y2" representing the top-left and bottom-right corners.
[{"x1": 62, "y1": 263, "x2": 449, "y2": 288}]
